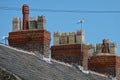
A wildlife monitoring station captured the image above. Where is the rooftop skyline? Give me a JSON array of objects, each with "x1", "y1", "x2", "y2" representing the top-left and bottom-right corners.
[{"x1": 0, "y1": 0, "x2": 120, "y2": 55}]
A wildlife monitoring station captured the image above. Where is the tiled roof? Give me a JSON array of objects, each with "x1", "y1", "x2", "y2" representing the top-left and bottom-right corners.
[{"x1": 0, "y1": 44, "x2": 111, "y2": 80}]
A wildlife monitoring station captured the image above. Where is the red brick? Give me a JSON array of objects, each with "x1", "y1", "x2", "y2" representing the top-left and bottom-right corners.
[
  {"x1": 88, "y1": 56, "x2": 120, "y2": 80},
  {"x1": 8, "y1": 30, "x2": 51, "y2": 57},
  {"x1": 51, "y1": 44, "x2": 88, "y2": 69}
]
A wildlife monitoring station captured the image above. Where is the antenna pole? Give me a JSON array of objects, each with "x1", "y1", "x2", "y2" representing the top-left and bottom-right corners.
[{"x1": 77, "y1": 20, "x2": 84, "y2": 53}]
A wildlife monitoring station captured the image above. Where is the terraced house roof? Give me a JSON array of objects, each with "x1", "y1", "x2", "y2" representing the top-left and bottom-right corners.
[{"x1": 0, "y1": 43, "x2": 111, "y2": 80}]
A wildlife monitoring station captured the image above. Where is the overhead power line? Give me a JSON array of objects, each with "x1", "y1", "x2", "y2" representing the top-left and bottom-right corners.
[
  {"x1": 0, "y1": 7, "x2": 21, "y2": 11},
  {"x1": 0, "y1": 7, "x2": 120, "y2": 13}
]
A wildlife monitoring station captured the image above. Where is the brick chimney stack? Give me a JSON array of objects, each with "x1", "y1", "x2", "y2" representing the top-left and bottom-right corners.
[{"x1": 22, "y1": 4, "x2": 29, "y2": 30}]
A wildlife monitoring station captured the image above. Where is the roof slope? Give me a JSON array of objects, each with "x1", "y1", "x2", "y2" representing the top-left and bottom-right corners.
[{"x1": 0, "y1": 44, "x2": 111, "y2": 80}]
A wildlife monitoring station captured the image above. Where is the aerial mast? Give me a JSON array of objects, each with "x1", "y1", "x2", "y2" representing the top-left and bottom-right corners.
[{"x1": 77, "y1": 20, "x2": 84, "y2": 53}]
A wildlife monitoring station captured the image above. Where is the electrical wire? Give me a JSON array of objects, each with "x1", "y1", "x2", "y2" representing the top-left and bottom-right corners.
[{"x1": 0, "y1": 7, "x2": 120, "y2": 13}]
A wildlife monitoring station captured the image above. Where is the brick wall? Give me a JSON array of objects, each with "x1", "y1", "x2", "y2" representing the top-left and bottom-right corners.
[
  {"x1": 51, "y1": 44, "x2": 88, "y2": 69},
  {"x1": 88, "y1": 55, "x2": 120, "y2": 80},
  {"x1": 116, "y1": 57, "x2": 120, "y2": 80},
  {"x1": 8, "y1": 30, "x2": 51, "y2": 57}
]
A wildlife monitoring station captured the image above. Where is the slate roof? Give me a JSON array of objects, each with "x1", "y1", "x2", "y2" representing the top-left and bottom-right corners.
[{"x1": 0, "y1": 44, "x2": 111, "y2": 80}]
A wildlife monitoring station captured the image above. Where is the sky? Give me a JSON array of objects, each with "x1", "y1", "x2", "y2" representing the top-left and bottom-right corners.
[{"x1": 0, "y1": 0, "x2": 120, "y2": 55}]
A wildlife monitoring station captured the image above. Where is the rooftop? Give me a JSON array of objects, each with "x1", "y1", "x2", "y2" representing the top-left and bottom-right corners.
[{"x1": 0, "y1": 43, "x2": 111, "y2": 80}]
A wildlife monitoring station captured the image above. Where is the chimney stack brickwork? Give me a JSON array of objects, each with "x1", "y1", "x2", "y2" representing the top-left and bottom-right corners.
[
  {"x1": 51, "y1": 44, "x2": 88, "y2": 69},
  {"x1": 8, "y1": 4, "x2": 120, "y2": 79},
  {"x1": 52, "y1": 30, "x2": 88, "y2": 69},
  {"x1": 88, "y1": 39, "x2": 119, "y2": 79},
  {"x1": 8, "y1": 30, "x2": 51, "y2": 57},
  {"x1": 8, "y1": 4, "x2": 51, "y2": 58},
  {"x1": 88, "y1": 56, "x2": 120, "y2": 80}
]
